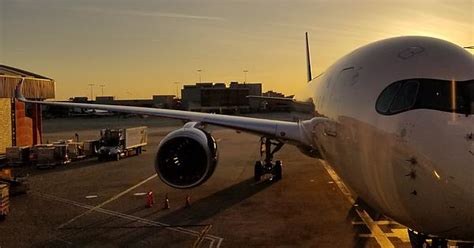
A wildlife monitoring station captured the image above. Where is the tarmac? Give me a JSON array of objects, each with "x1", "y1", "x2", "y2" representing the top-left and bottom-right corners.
[{"x1": 0, "y1": 115, "x2": 413, "y2": 248}]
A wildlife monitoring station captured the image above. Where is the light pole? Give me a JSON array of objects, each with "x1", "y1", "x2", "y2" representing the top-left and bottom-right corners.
[
  {"x1": 243, "y1": 70, "x2": 248, "y2": 83},
  {"x1": 99, "y1": 84, "x2": 105, "y2": 96},
  {"x1": 197, "y1": 69, "x2": 202, "y2": 83},
  {"x1": 173, "y1": 82, "x2": 180, "y2": 98},
  {"x1": 88, "y1": 83, "x2": 95, "y2": 101}
]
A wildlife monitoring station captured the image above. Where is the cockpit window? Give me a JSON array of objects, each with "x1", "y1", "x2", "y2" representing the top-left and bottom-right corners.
[
  {"x1": 389, "y1": 80, "x2": 419, "y2": 113},
  {"x1": 375, "y1": 81, "x2": 402, "y2": 113},
  {"x1": 417, "y1": 80, "x2": 452, "y2": 112},
  {"x1": 376, "y1": 78, "x2": 474, "y2": 115}
]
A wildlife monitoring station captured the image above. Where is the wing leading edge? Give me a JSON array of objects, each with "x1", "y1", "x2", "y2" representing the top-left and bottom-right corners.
[{"x1": 15, "y1": 79, "x2": 312, "y2": 145}]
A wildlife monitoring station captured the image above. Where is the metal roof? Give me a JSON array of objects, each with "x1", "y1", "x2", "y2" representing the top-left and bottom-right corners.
[
  {"x1": 0, "y1": 65, "x2": 55, "y2": 99},
  {"x1": 0, "y1": 64, "x2": 53, "y2": 80}
]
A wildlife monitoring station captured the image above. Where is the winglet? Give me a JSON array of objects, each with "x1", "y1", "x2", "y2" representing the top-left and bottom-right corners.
[
  {"x1": 305, "y1": 32, "x2": 313, "y2": 82},
  {"x1": 15, "y1": 78, "x2": 27, "y2": 101}
]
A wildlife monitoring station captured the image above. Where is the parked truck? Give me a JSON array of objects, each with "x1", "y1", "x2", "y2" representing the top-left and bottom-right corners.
[{"x1": 97, "y1": 126, "x2": 147, "y2": 161}]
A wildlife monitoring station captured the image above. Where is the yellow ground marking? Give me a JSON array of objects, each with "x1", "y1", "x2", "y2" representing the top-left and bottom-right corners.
[{"x1": 319, "y1": 160, "x2": 395, "y2": 248}]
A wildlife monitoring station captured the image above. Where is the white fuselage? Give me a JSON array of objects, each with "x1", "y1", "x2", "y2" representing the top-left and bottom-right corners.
[{"x1": 301, "y1": 36, "x2": 474, "y2": 240}]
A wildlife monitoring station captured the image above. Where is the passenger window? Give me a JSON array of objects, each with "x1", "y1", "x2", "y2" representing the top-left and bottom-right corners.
[
  {"x1": 389, "y1": 81, "x2": 419, "y2": 113},
  {"x1": 376, "y1": 82, "x2": 402, "y2": 113}
]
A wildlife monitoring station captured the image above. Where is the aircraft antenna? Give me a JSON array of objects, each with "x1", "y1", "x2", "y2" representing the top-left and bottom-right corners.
[{"x1": 305, "y1": 32, "x2": 313, "y2": 82}]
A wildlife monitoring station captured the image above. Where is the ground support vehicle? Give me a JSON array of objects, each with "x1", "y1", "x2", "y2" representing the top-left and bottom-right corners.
[{"x1": 97, "y1": 126, "x2": 147, "y2": 161}]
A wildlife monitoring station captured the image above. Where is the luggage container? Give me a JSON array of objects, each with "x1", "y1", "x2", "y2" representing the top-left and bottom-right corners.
[
  {"x1": 33, "y1": 144, "x2": 70, "y2": 168},
  {"x1": 6, "y1": 146, "x2": 30, "y2": 166},
  {"x1": 83, "y1": 140, "x2": 99, "y2": 157},
  {"x1": 67, "y1": 142, "x2": 86, "y2": 160}
]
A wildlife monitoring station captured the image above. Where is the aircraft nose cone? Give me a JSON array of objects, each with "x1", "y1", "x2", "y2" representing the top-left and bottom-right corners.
[{"x1": 397, "y1": 110, "x2": 474, "y2": 239}]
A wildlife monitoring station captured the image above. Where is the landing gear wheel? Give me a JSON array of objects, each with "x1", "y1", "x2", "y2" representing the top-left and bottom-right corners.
[
  {"x1": 273, "y1": 160, "x2": 282, "y2": 180},
  {"x1": 254, "y1": 161, "x2": 263, "y2": 182},
  {"x1": 431, "y1": 238, "x2": 447, "y2": 248},
  {"x1": 115, "y1": 153, "x2": 121, "y2": 161},
  {"x1": 408, "y1": 229, "x2": 427, "y2": 248},
  {"x1": 255, "y1": 137, "x2": 285, "y2": 182}
]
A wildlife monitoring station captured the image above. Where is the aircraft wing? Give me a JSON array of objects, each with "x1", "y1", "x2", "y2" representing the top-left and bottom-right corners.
[
  {"x1": 15, "y1": 80, "x2": 311, "y2": 145},
  {"x1": 247, "y1": 95, "x2": 295, "y2": 102},
  {"x1": 247, "y1": 95, "x2": 314, "y2": 106}
]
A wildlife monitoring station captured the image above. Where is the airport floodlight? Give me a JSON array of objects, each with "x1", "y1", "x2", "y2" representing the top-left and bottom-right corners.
[
  {"x1": 99, "y1": 84, "x2": 106, "y2": 96},
  {"x1": 197, "y1": 69, "x2": 203, "y2": 83}
]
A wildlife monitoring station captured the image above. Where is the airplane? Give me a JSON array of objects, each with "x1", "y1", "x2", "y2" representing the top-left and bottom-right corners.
[{"x1": 15, "y1": 34, "x2": 473, "y2": 247}]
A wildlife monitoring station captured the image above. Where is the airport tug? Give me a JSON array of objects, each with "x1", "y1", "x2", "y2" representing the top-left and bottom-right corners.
[{"x1": 254, "y1": 137, "x2": 284, "y2": 181}]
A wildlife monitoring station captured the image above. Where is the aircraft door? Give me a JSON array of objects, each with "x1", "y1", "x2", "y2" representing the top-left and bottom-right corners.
[
  {"x1": 324, "y1": 67, "x2": 356, "y2": 135},
  {"x1": 323, "y1": 66, "x2": 359, "y2": 168}
]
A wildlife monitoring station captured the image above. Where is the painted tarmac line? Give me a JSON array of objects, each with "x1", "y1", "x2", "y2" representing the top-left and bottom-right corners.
[
  {"x1": 359, "y1": 231, "x2": 410, "y2": 243},
  {"x1": 356, "y1": 209, "x2": 396, "y2": 248},
  {"x1": 352, "y1": 220, "x2": 401, "y2": 226},
  {"x1": 319, "y1": 160, "x2": 396, "y2": 248},
  {"x1": 35, "y1": 192, "x2": 224, "y2": 248},
  {"x1": 193, "y1": 225, "x2": 213, "y2": 248},
  {"x1": 57, "y1": 174, "x2": 158, "y2": 229}
]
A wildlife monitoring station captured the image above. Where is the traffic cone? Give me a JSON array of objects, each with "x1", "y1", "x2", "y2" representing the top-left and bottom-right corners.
[
  {"x1": 146, "y1": 191, "x2": 154, "y2": 208},
  {"x1": 185, "y1": 195, "x2": 191, "y2": 208},
  {"x1": 163, "y1": 194, "x2": 170, "y2": 209}
]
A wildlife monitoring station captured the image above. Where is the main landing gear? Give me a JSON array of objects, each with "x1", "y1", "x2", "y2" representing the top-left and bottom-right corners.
[
  {"x1": 254, "y1": 137, "x2": 284, "y2": 182},
  {"x1": 408, "y1": 229, "x2": 448, "y2": 248}
]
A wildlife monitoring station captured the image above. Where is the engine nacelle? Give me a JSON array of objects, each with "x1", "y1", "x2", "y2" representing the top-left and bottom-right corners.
[{"x1": 155, "y1": 125, "x2": 218, "y2": 189}]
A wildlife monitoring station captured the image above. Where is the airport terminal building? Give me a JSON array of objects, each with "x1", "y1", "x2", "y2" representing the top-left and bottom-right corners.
[
  {"x1": 0, "y1": 65, "x2": 55, "y2": 157},
  {"x1": 181, "y1": 82, "x2": 262, "y2": 112}
]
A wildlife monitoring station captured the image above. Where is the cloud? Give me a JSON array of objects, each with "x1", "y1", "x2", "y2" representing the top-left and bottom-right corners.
[
  {"x1": 77, "y1": 6, "x2": 225, "y2": 22},
  {"x1": 150, "y1": 12, "x2": 225, "y2": 21}
]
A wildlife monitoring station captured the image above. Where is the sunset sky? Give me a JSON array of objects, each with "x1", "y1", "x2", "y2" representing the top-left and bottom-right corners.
[{"x1": 1, "y1": 0, "x2": 473, "y2": 100}]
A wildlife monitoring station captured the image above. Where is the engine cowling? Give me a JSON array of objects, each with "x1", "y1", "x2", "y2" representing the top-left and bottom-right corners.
[{"x1": 155, "y1": 125, "x2": 218, "y2": 189}]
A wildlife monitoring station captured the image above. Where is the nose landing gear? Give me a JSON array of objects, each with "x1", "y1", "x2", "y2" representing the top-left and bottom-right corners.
[
  {"x1": 408, "y1": 229, "x2": 448, "y2": 248},
  {"x1": 254, "y1": 137, "x2": 284, "y2": 182}
]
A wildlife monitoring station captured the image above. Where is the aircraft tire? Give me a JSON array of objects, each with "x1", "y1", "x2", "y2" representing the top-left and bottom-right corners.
[
  {"x1": 273, "y1": 160, "x2": 282, "y2": 180},
  {"x1": 408, "y1": 229, "x2": 427, "y2": 248},
  {"x1": 254, "y1": 161, "x2": 263, "y2": 182}
]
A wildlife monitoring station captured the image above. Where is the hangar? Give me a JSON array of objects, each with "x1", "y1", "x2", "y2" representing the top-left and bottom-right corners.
[{"x1": 0, "y1": 65, "x2": 55, "y2": 157}]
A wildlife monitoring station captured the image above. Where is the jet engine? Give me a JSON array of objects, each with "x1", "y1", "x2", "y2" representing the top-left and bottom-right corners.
[{"x1": 155, "y1": 123, "x2": 218, "y2": 189}]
